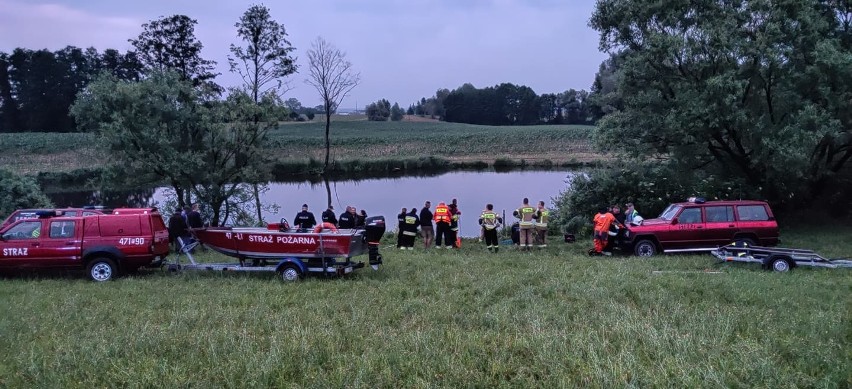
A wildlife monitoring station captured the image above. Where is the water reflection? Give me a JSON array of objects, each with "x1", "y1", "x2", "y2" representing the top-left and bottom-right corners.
[{"x1": 48, "y1": 171, "x2": 576, "y2": 237}]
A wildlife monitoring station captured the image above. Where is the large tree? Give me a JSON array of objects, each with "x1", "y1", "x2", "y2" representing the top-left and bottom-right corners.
[
  {"x1": 71, "y1": 71, "x2": 283, "y2": 225},
  {"x1": 305, "y1": 37, "x2": 360, "y2": 175},
  {"x1": 0, "y1": 170, "x2": 52, "y2": 220},
  {"x1": 590, "y1": 0, "x2": 852, "y2": 205},
  {"x1": 129, "y1": 15, "x2": 219, "y2": 90},
  {"x1": 228, "y1": 4, "x2": 298, "y2": 103}
]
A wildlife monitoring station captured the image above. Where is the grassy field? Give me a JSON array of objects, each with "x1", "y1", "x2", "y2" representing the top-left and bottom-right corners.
[
  {"x1": 0, "y1": 224, "x2": 849, "y2": 387},
  {"x1": 0, "y1": 119, "x2": 597, "y2": 175}
]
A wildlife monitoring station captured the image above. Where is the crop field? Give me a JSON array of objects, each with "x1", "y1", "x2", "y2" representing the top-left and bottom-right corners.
[
  {"x1": 0, "y1": 120, "x2": 597, "y2": 175},
  {"x1": 0, "y1": 224, "x2": 849, "y2": 387}
]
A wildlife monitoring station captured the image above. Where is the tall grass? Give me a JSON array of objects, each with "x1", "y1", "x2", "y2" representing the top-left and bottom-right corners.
[{"x1": 0, "y1": 225, "x2": 849, "y2": 387}]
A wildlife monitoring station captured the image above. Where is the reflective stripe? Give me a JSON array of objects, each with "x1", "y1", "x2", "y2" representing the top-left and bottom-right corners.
[{"x1": 402, "y1": 231, "x2": 417, "y2": 236}]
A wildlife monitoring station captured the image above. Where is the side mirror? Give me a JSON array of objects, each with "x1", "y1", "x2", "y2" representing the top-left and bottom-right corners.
[
  {"x1": 671, "y1": 218, "x2": 679, "y2": 225},
  {"x1": 0, "y1": 234, "x2": 6, "y2": 241}
]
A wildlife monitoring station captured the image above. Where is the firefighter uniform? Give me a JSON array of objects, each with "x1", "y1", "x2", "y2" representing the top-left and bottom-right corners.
[
  {"x1": 534, "y1": 205, "x2": 550, "y2": 248},
  {"x1": 593, "y1": 210, "x2": 616, "y2": 255},
  {"x1": 515, "y1": 201, "x2": 536, "y2": 250},
  {"x1": 433, "y1": 202, "x2": 453, "y2": 248},
  {"x1": 479, "y1": 208, "x2": 503, "y2": 252},
  {"x1": 402, "y1": 209, "x2": 419, "y2": 249}
]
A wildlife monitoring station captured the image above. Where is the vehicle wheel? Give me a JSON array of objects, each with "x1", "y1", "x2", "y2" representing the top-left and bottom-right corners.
[
  {"x1": 87, "y1": 258, "x2": 118, "y2": 282},
  {"x1": 770, "y1": 257, "x2": 791, "y2": 272},
  {"x1": 634, "y1": 240, "x2": 657, "y2": 257},
  {"x1": 735, "y1": 237, "x2": 756, "y2": 247},
  {"x1": 279, "y1": 264, "x2": 303, "y2": 282}
]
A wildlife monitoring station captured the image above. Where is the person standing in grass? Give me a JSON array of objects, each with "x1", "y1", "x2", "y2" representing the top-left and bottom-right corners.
[
  {"x1": 448, "y1": 200, "x2": 461, "y2": 248},
  {"x1": 419, "y1": 201, "x2": 434, "y2": 249},
  {"x1": 433, "y1": 202, "x2": 452, "y2": 249},
  {"x1": 396, "y1": 207, "x2": 407, "y2": 249},
  {"x1": 403, "y1": 207, "x2": 420, "y2": 250},
  {"x1": 534, "y1": 200, "x2": 550, "y2": 248},
  {"x1": 479, "y1": 203, "x2": 503, "y2": 252},
  {"x1": 591, "y1": 206, "x2": 616, "y2": 256},
  {"x1": 514, "y1": 198, "x2": 536, "y2": 251}
]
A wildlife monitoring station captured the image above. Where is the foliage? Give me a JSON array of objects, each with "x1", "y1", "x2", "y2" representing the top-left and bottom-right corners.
[
  {"x1": 589, "y1": 0, "x2": 852, "y2": 206},
  {"x1": 228, "y1": 4, "x2": 297, "y2": 102},
  {"x1": 0, "y1": 47, "x2": 141, "y2": 132},
  {"x1": 551, "y1": 162, "x2": 762, "y2": 234},
  {"x1": 390, "y1": 102, "x2": 404, "y2": 121},
  {"x1": 70, "y1": 71, "x2": 284, "y2": 226},
  {"x1": 129, "y1": 15, "x2": 219, "y2": 91},
  {"x1": 305, "y1": 37, "x2": 361, "y2": 171},
  {"x1": 0, "y1": 225, "x2": 849, "y2": 387},
  {"x1": 365, "y1": 98, "x2": 390, "y2": 121},
  {"x1": 0, "y1": 170, "x2": 52, "y2": 220}
]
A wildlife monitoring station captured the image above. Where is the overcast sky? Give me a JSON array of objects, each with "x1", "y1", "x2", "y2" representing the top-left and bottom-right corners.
[{"x1": 0, "y1": 0, "x2": 607, "y2": 109}]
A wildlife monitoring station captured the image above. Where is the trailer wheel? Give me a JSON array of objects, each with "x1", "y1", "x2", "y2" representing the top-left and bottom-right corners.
[
  {"x1": 87, "y1": 258, "x2": 118, "y2": 282},
  {"x1": 634, "y1": 240, "x2": 657, "y2": 257},
  {"x1": 279, "y1": 264, "x2": 303, "y2": 282},
  {"x1": 770, "y1": 257, "x2": 792, "y2": 272}
]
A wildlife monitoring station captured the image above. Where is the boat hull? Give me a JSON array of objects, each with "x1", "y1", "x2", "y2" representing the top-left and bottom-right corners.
[{"x1": 191, "y1": 227, "x2": 366, "y2": 260}]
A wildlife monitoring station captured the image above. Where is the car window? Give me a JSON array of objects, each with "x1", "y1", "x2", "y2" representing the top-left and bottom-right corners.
[
  {"x1": 705, "y1": 206, "x2": 734, "y2": 222},
  {"x1": 678, "y1": 207, "x2": 702, "y2": 224},
  {"x1": 49, "y1": 221, "x2": 76, "y2": 238},
  {"x1": 660, "y1": 205, "x2": 681, "y2": 221},
  {"x1": 737, "y1": 205, "x2": 769, "y2": 221},
  {"x1": 3, "y1": 221, "x2": 42, "y2": 240}
]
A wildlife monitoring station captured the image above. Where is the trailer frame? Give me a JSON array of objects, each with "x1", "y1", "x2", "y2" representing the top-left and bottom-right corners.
[{"x1": 711, "y1": 243, "x2": 852, "y2": 272}]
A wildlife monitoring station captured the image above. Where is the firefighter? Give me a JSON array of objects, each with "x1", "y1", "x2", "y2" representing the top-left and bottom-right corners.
[
  {"x1": 433, "y1": 202, "x2": 452, "y2": 249},
  {"x1": 479, "y1": 203, "x2": 503, "y2": 252},
  {"x1": 514, "y1": 198, "x2": 536, "y2": 250},
  {"x1": 403, "y1": 207, "x2": 420, "y2": 250},
  {"x1": 448, "y1": 201, "x2": 461, "y2": 248},
  {"x1": 396, "y1": 207, "x2": 407, "y2": 249},
  {"x1": 534, "y1": 200, "x2": 550, "y2": 248},
  {"x1": 591, "y1": 207, "x2": 616, "y2": 256}
]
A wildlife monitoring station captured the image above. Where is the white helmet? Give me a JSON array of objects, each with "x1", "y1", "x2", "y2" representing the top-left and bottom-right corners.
[{"x1": 631, "y1": 216, "x2": 644, "y2": 226}]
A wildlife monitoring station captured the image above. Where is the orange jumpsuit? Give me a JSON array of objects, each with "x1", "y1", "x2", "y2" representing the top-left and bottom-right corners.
[{"x1": 593, "y1": 212, "x2": 616, "y2": 253}]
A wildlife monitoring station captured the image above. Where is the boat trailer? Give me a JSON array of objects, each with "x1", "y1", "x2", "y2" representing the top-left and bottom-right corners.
[{"x1": 711, "y1": 243, "x2": 852, "y2": 272}]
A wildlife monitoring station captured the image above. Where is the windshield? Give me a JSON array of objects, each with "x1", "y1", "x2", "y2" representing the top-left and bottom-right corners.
[{"x1": 659, "y1": 205, "x2": 681, "y2": 221}]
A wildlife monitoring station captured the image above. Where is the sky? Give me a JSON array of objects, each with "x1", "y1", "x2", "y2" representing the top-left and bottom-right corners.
[{"x1": 0, "y1": 0, "x2": 608, "y2": 109}]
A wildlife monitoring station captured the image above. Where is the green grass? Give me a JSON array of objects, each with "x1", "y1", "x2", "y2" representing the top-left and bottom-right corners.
[
  {"x1": 0, "y1": 225, "x2": 849, "y2": 387},
  {"x1": 0, "y1": 121, "x2": 597, "y2": 175}
]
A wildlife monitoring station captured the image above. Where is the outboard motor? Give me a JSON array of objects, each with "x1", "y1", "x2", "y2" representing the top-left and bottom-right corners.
[{"x1": 364, "y1": 216, "x2": 385, "y2": 269}]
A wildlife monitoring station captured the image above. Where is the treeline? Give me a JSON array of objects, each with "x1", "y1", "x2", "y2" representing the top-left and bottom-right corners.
[
  {"x1": 408, "y1": 83, "x2": 599, "y2": 126},
  {"x1": 0, "y1": 47, "x2": 142, "y2": 132}
]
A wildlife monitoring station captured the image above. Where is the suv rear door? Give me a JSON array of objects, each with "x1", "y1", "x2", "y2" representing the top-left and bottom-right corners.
[
  {"x1": 735, "y1": 204, "x2": 778, "y2": 245},
  {"x1": 703, "y1": 205, "x2": 737, "y2": 246}
]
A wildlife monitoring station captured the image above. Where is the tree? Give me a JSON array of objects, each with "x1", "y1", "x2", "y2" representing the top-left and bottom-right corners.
[
  {"x1": 71, "y1": 71, "x2": 283, "y2": 225},
  {"x1": 228, "y1": 4, "x2": 297, "y2": 103},
  {"x1": 390, "y1": 102, "x2": 404, "y2": 121},
  {"x1": 590, "y1": 0, "x2": 852, "y2": 206},
  {"x1": 365, "y1": 98, "x2": 390, "y2": 121},
  {"x1": 0, "y1": 170, "x2": 52, "y2": 220},
  {"x1": 129, "y1": 15, "x2": 219, "y2": 90},
  {"x1": 305, "y1": 37, "x2": 360, "y2": 174}
]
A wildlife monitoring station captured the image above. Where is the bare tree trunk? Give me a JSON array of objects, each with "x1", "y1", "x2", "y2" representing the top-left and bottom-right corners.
[
  {"x1": 324, "y1": 110, "x2": 331, "y2": 172},
  {"x1": 253, "y1": 183, "x2": 263, "y2": 226}
]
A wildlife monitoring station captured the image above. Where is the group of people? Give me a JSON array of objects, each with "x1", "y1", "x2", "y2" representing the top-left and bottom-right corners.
[
  {"x1": 396, "y1": 199, "x2": 462, "y2": 250},
  {"x1": 293, "y1": 204, "x2": 369, "y2": 231},
  {"x1": 167, "y1": 203, "x2": 205, "y2": 253},
  {"x1": 591, "y1": 203, "x2": 640, "y2": 256},
  {"x1": 393, "y1": 197, "x2": 552, "y2": 253}
]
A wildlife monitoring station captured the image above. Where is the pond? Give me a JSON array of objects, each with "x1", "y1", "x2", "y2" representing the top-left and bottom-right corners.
[{"x1": 47, "y1": 170, "x2": 577, "y2": 237}]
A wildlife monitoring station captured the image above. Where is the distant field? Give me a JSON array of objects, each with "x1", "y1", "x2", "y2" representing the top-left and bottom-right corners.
[
  {"x1": 0, "y1": 120, "x2": 598, "y2": 175},
  {"x1": 0, "y1": 224, "x2": 848, "y2": 387}
]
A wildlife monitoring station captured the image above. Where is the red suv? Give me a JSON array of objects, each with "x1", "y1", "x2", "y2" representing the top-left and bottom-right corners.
[{"x1": 625, "y1": 199, "x2": 779, "y2": 256}]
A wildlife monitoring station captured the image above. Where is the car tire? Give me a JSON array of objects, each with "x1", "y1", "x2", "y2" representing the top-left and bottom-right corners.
[
  {"x1": 279, "y1": 264, "x2": 303, "y2": 282},
  {"x1": 634, "y1": 240, "x2": 657, "y2": 257},
  {"x1": 734, "y1": 237, "x2": 757, "y2": 247},
  {"x1": 770, "y1": 257, "x2": 792, "y2": 272},
  {"x1": 87, "y1": 258, "x2": 118, "y2": 282}
]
